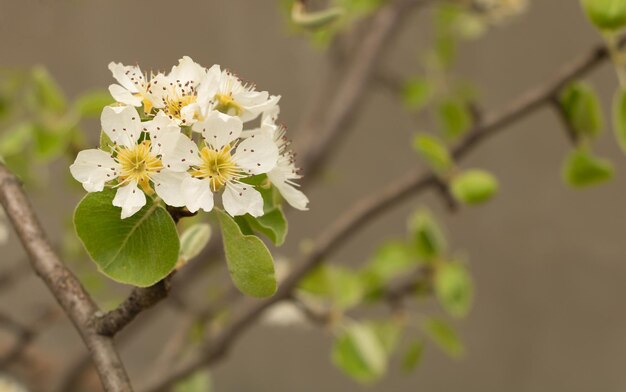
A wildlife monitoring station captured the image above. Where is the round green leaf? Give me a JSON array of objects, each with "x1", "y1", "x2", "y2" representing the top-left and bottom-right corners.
[
  {"x1": 74, "y1": 188, "x2": 180, "y2": 287},
  {"x1": 560, "y1": 82, "x2": 603, "y2": 138},
  {"x1": 562, "y1": 148, "x2": 614, "y2": 187},
  {"x1": 413, "y1": 134, "x2": 453, "y2": 174},
  {"x1": 434, "y1": 261, "x2": 473, "y2": 318},
  {"x1": 450, "y1": 169, "x2": 498, "y2": 205},
  {"x1": 409, "y1": 209, "x2": 447, "y2": 260},
  {"x1": 180, "y1": 223, "x2": 212, "y2": 261},
  {"x1": 216, "y1": 209, "x2": 277, "y2": 298},
  {"x1": 332, "y1": 323, "x2": 388, "y2": 383},
  {"x1": 581, "y1": 0, "x2": 626, "y2": 31}
]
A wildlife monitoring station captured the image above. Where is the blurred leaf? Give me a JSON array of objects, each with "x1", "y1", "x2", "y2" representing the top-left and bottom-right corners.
[
  {"x1": 413, "y1": 133, "x2": 454, "y2": 174},
  {"x1": 174, "y1": 370, "x2": 213, "y2": 392},
  {"x1": 75, "y1": 90, "x2": 115, "y2": 118},
  {"x1": 434, "y1": 261, "x2": 473, "y2": 318},
  {"x1": 402, "y1": 78, "x2": 432, "y2": 111},
  {"x1": 0, "y1": 122, "x2": 34, "y2": 157},
  {"x1": 409, "y1": 209, "x2": 447, "y2": 260},
  {"x1": 402, "y1": 339, "x2": 425, "y2": 372},
  {"x1": 180, "y1": 223, "x2": 212, "y2": 261},
  {"x1": 32, "y1": 66, "x2": 66, "y2": 112},
  {"x1": 332, "y1": 323, "x2": 388, "y2": 383},
  {"x1": 74, "y1": 188, "x2": 180, "y2": 287},
  {"x1": 423, "y1": 318, "x2": 464, "y2": 358},
  {"x1": 581, "y1": 0, "x2": 626, "y2": 31},
  {"x1": 562, "y1": 147, "x2": 614, "y2": 187},
  {"x1": 370, "y1": 320, "x2": 402, "y2": 355},
  {"x1": 291, "y1": 2, "x2": 345, "y2": 30},
  {"x1": 437, "y1": 98, "x2": 471, "y2": 139},
  {"x1": 299, "y1": 264, "x2": 363, "y2": 308},
  {"x1": 365, "y1": 240, "x2": 418, "y2": 283},
  {"x1": 33, "y1": 123, "x2": 73, "y2": 160},
  {"x1": 216, "y1": 209, "x2": 277, "y2": 297},
  {"x1": 450, "y1": 169, "x2": 498, "y2": 205},
  {"x1": 560, "y1": 82, "x2": 603, "y2": 138},
  {"x1": 613, "y1": 88, "x2": 626, "y2": 153}
]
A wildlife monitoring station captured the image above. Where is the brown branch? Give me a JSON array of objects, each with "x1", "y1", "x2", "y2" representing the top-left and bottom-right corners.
[
  {"x1": 295, "y1": 0, "x2": 435, "y2": 182},
  {"x1": 138, "y1": 33, "x2": 623, "y2": 392},
  {"x1": 94, "y1": 275, "x2": 173, "y2": 337},
  {"x1": 0, "y1": 164, "x2": 132, "y2": 392}
]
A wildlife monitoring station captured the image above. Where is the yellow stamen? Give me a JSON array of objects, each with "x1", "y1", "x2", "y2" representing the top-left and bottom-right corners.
[
  {"x1": 214, "y1": 93, "x2": 244, "y2": 116},
  {"x1": 164, "y1": 94, "x2": 197, "y2": 121},
  {"x1": 117, "y1": 141, "x2": 162, "y2": 194},
  {"x1": 191, "y1": 145, "x2": 240, "y2": 191}
]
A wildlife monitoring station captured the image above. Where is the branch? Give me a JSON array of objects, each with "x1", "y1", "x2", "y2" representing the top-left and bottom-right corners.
[
  {"x1": 0, "y1": 164, "x2": 132, "y2": 392},
  {"x1": 139, "y1": 34, "x2": 623, "y2": 392},
  {"x1": 295, "y1": 0, "x2": 434, "y2": 181}
]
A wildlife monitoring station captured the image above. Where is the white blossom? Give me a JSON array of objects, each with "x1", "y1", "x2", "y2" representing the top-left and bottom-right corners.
[
  {"x1": 160, "y1": 110, "x2": 279, "y2": 217},
  {"x1": 70, "y1": 105, "x2": 187, "y2": 218}
]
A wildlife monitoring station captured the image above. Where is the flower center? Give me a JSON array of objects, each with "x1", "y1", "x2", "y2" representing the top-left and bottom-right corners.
[
  {"x1": 117, "y1": 141, "x2": 162, "y2": 193},
  {"x1": 164, "y1": 94, "x2": 197, "y2": 122},
  {"x1": 214, "y1": 93, "x2": 244, "y2": 116},
  {"x1": 191, "y1": 145, "x2": 240, "y2": 191}
]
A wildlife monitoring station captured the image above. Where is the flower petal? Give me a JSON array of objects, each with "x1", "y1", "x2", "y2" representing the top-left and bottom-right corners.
[
  {"x1": 232, "y1": 134, "x2": 278, "y2": 175},
  {"x1": 143, "y1": 111, "x2": 180, "y2": 155},
  {"x1": 160, "y1": 133, "x2": 202, "y2": 172},
  {"x1": 112, "y1": 181, "x2": 146, "y2": 219},
  {"x1": 269, "y1": 170, "x2": 309, "y2": 211},
  {"x1": 192, "y1": 110, "x2": 242, "y2": 150},
  {"x1": 101, "y1": 105, "x2": 141, "y2": 148},
  {"x1": 69, "y1": 149, "x2": 119, "y2": 192},
  {"x1": 108, "y1": 62, "x2": 141, "y2": 93},
  {"x1": 181, "y1": 176, "x2": 214, "y2": 213},
  {"x1": 169, "y1": 56, "x2": 206, "y2": 86},
  {"x1": 108, "y1": 84, "x2": 143, "y2": 107},
  {"x1": 222, "y1": 182, "x2": 264, "y2": 217},
  {"x1": 152, "y1": 171, "x2": 188, "y2": 207}
]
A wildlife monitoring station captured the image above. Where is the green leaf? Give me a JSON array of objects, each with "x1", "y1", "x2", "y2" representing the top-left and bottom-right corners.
[
  {"x1": 0, "y1": 122, "x2": 34, "y2": 157},
  {"x1": 299, "y1": 265, "x2": 363, "y2": 308},
  {"x1": 365, "y1": 240, "x2": 418, "y2": 282},
  {"x1": 437, "y1": 98, "x2": 471, "y2": 139},
  {"x1": 434, "y1": 261, "x2": 473, "y2": 318},
  {"x1": 581, "y1": 0, "x2": 626, "y2": 31},
  {"x1": 243, "y1": 207, "x2": 288, "y2": 246},
  {"x1": 413, "y1": 133, "x2": 453, "y2": 174},
  {"x1": 74, "y1": 188, "x2": 180, "y2": 287},
  {"x1": 370, "y1": 321, "x2": 402, "y2": 355},
  {"x1": 33, "y1": 123, "x2": 73, "y2": 160},
  {"x1": 291, "y1": 3, "x2": 345, "y2": 30},
  {"x1": 100, "y1": 129, "x2": 115, "y2": 154},
  {"x1": 74, "y1": 91, "x2": 115, "y2": 118},
  {"x1": 562, "y1": 148, "x2": 614, "y2": 187},
  {"x1": 174, "y1": 370, "x2": 213, "y2": 392},
  {"x1": 332, "y1": 323, "x2": 388, "y2": 383},
  {"x1": 450, "y1": 169, "x2": 498, "y2": 205},
  {"x1": 402, "y1": 339, "x2": 425, "y2": 372},
  {"x1": 560, "y1": 82, "x2": 603, "y2": 138},
  {"x1": 216, "y1": 209, "x2": 277, "y2": 298},
  {"x1": 409, "y1": 209, "x2": 447, "y2": 260},
  {"x1": 613, "y1": 88, "x2": 626, "y2": 153},
  {"x1": 402, "y1": 78, "x2": 432, "y2": 111},
  {"x1": 423, "y1": 318, "x2": 464, "y2": 358},
  {"x1": 31, "y1": 66, "x2": 66, "y2": 112},
  {"x1": 179, "y1": 223, "x2": 212, "y2": 261}
]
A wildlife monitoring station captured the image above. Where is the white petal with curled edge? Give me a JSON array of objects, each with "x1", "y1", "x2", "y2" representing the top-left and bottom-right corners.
[
  {"x1": 192, "y1": 110, "x2": 242, "y2": 149},
  {"x1": 112, "y1": 181, "x2": 146, "y2": 219},
  {"x1": 160, "y1": 133, "x2": 202, "y2": 172},
  {"x1": 108, "y1": 84, "x2": 142, "y2": 107},
  {"x1": 238, "y1": 92, "x2": 281, "y2": 122},
  {"x1": 196, "y1": 64, "x2": 222, "y2": 114},
  {"x1": 269, "y1": 170, "x2": 309, "y2": 211},
  {"x1": 146, "y1": 73, "x2": 170, "y2": 108},
  {"x1": 181, "y1": 176, "x2": 214, "y2": 213},
  {"x1": 143, "y1": 112, "x2": 180, "y2": 155},
  {"x1": 108, "y1": 62, "x2": 139, "y2": 92},
  {"x1": 101, "y1": 105, "x2": 141, "y2": 148},
  {"x1": 180, "y1": 102, "x2": 200, "y2": 125},
  {"x1": 232, "y1": 134, "x2": 278, "y2": 175},
  {"x1": 222, "y1": 182, "x2": 264, "y2": 217},
  {"x1": 153, "y1": 171, "x2": 188, "y2": 207},
  {"x1": 169, "y1": 56, "x2": 206, "y2": 85},
  {"x1": 70, "y1": 149, "x2": 119, "y2": 193}
]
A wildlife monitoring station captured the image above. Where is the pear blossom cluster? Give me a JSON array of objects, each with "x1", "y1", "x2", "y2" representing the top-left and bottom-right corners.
[{"x1": 70, "y1": 57, "x2": 308, "y2": 219}]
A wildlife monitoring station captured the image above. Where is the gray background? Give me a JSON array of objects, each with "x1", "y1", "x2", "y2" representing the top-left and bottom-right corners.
[{"x1": 2, "y1": 0, "x2": 626, "y2": 391}]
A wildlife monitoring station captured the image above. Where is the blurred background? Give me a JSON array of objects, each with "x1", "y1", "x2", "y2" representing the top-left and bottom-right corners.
[{"x1": 2, "y1": 0, "x2": 626, "y2": 391}]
